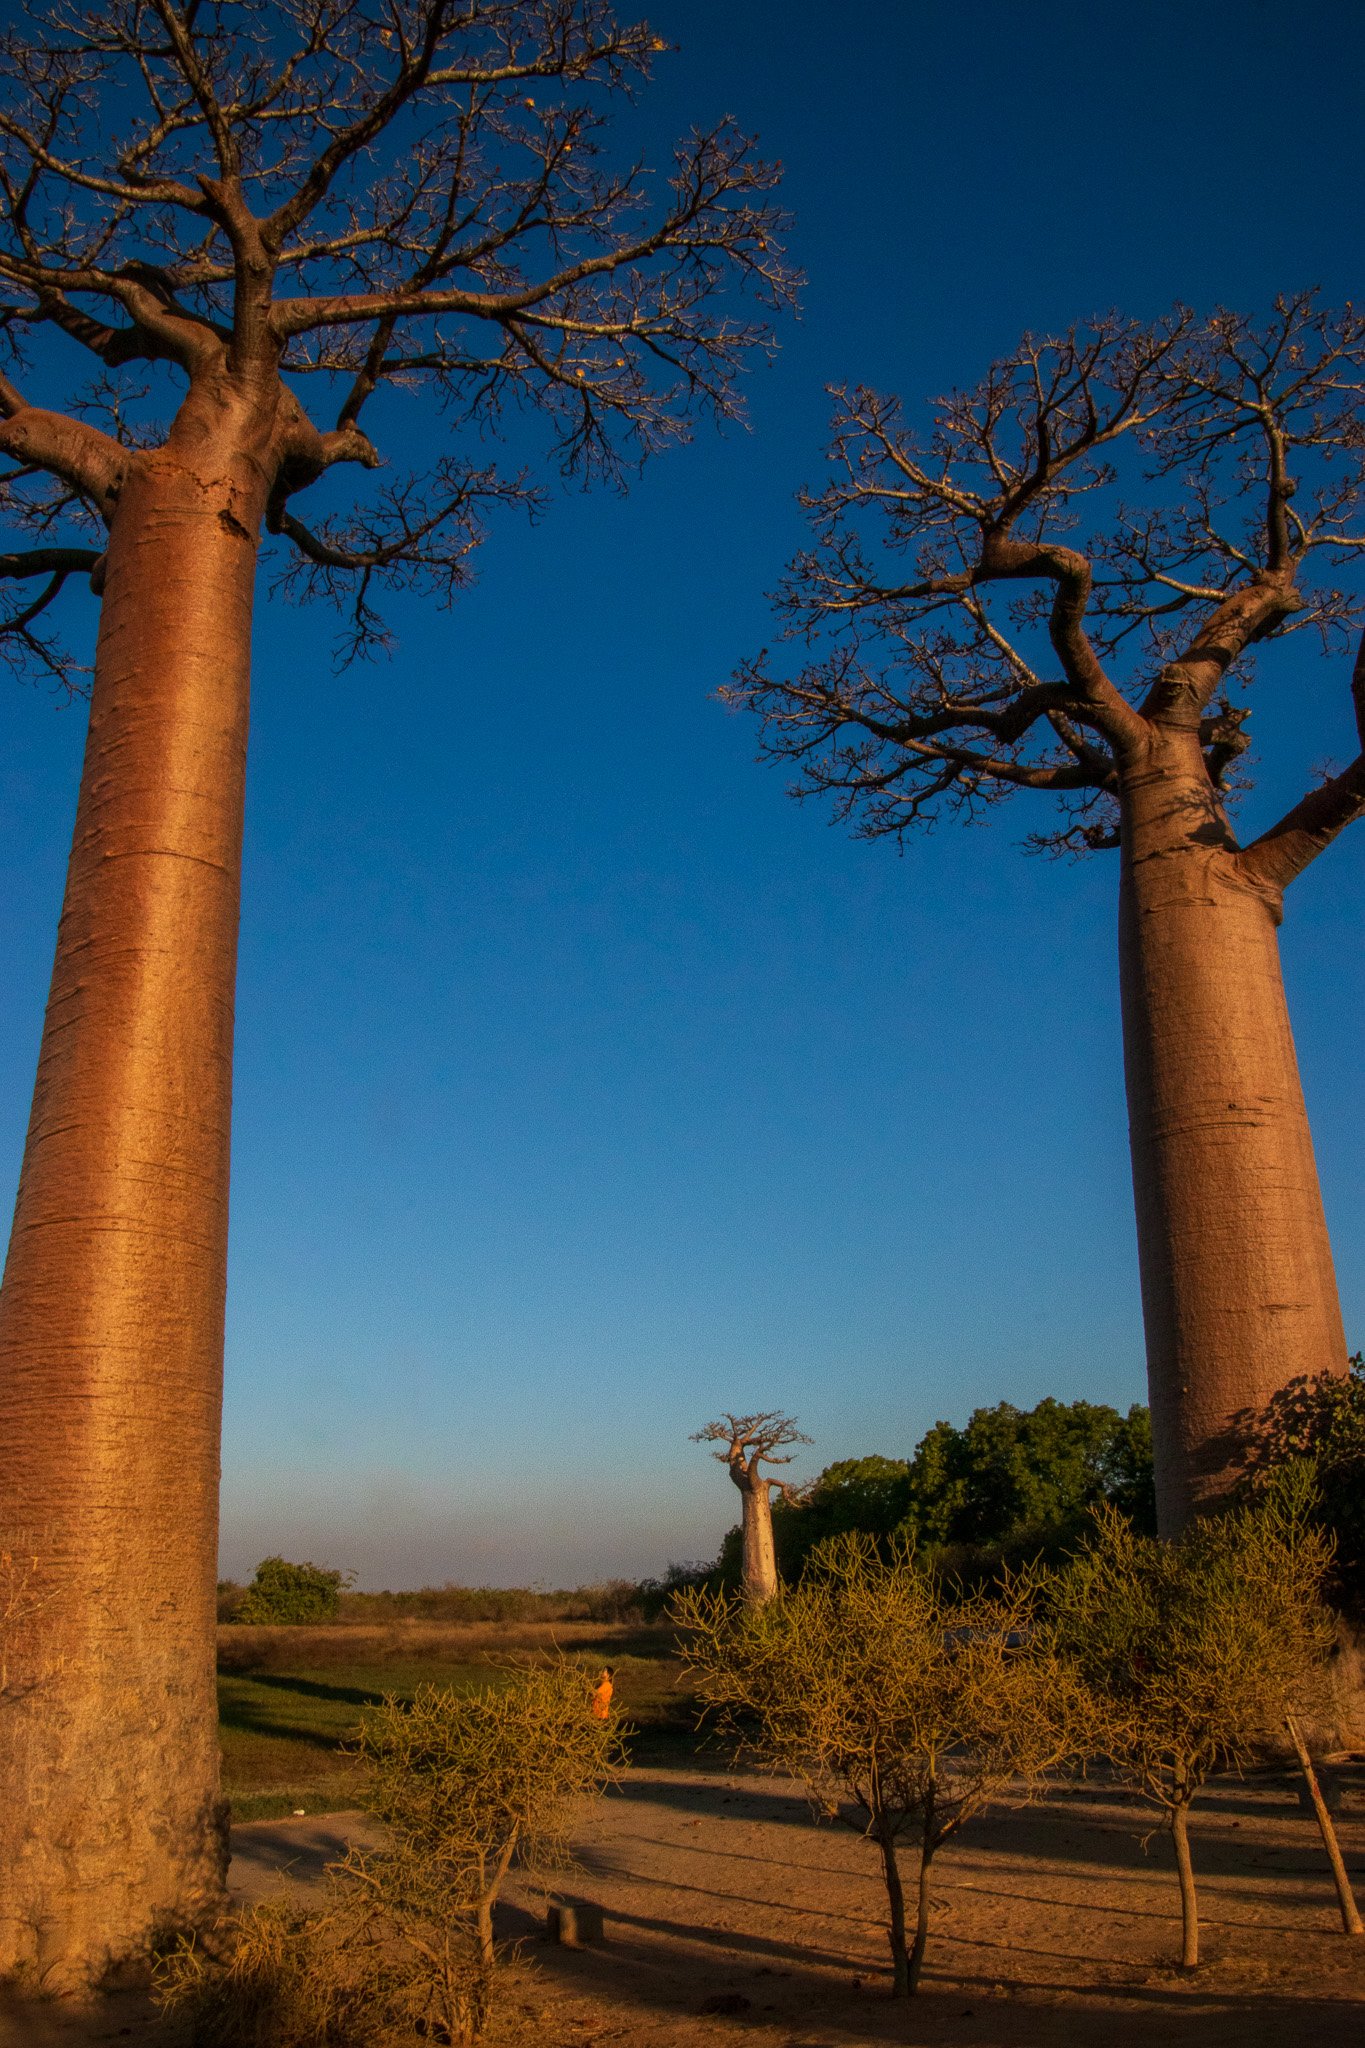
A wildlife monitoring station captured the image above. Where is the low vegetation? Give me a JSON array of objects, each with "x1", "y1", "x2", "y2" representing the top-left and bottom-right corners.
[
  {"x1": 164, "y1": 1658, "x2": 623, "y2": 2044},
  {"x1": 229, "y1": 1557, "x2": 354, "y2": 1626},
  {"x1": 1051, "y1": 1468, "x2": 1339, "y2": 1967},
  {"x1": 675, "y1": 1533, "x2": 1088, "y2": 1994}
]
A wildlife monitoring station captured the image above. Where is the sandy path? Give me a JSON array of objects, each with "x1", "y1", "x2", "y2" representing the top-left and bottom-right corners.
[
  {"x1": 6, "y1": 1761, "x2": 1361, "y2": 2044},
  {"x1": 229, "y1": 1759, "x2": 1365, "y2": 2045}
]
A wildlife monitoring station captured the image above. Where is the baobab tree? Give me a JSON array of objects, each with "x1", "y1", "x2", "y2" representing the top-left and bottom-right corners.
[
  {"x1": 727, "y1": 300, "x2": 1365, "y2": 1535},
  {"x1": 692, "y1": 1411, "x2": 810, "y2": 1603},
  {"x1": 0, "y1": 0, "x2": 793, "y2": 1985}
]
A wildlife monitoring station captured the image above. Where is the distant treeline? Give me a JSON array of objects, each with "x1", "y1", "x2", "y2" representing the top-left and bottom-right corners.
[
  {"x1": 641, "y1": 1395, "x2": 1157, "y2": 1616},
  {"x1": 217, "y1": 1572, "x2": 643, "y2": 1627},
  {"x1": 221, "y1": 1366, "x2": 1364, "y2": 1625}
]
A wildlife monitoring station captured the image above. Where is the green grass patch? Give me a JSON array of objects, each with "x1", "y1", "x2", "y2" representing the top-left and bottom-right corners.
[{"x1": 219, "y1": 1643, "x2": 695, "y2": 1819}]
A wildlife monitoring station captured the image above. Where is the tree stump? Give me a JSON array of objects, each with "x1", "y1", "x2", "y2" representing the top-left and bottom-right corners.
[{"x1": 547, "y1": 1898, "x2": 605, "y2": 1947}]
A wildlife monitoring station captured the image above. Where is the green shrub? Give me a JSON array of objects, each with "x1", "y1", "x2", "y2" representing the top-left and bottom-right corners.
[
  {"x1": 233, "y1": 1557, "x2": 352, "y2": 1625},
  {"x1": 1237, "y1": 1351, "x2": 1365, "y2": 1611}
]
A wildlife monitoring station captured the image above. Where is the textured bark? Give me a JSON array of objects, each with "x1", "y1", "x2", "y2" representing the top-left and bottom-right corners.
[
  {"x1": 0, "y1": 413, "x2": 268, "y2": 1984},
  {"x1": 1117, "y1": 726, "x2": 1348, "y2": 1534},
  {"x1": 737, "y1": 1479, "x2": 779, "y2": 1605},
  {"x1": 907, "y1": 1836, "x2": 934, "y2": 1996}
]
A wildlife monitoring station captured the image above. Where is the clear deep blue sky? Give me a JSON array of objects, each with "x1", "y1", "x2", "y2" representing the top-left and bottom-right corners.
[{"x1": 2, "y1": 0, "x2": 1362, "y2": 1587}]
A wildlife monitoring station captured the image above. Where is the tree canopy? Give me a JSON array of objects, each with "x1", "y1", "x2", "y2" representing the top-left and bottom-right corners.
[
  {"x1": 752, "y1": 1396, "x2": 1155, "y2": 1587},
  {"x1": 726, "y1": 298, "x2": 1365, "y2": 867},
  {"x1": 0, "y1": 0, "x2": 797, "y2": 674}
]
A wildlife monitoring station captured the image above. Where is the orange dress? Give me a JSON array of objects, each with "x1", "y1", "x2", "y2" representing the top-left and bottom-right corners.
[{"x1": 590, "y1": 1675, "x2": 613, "y2": 1720}]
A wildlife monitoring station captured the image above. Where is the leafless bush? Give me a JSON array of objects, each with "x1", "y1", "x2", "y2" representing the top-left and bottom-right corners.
[{"x1": 153, "y1": 1898, "x2": 397, "y2": 2047}]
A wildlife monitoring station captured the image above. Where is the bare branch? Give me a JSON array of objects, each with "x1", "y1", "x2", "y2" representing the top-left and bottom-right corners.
[
  {"x1": 733, "y1": 302, "x2": 1365, "y2": 853},
  {"x1": 1237, "y1": 633, "x2": 1365, "y2": 891}
]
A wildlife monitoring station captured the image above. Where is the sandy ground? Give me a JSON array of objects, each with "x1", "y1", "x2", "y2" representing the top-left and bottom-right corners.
[
  {"x1": 7, "y1": 1759, "x2": 1363, "y2": 2045},
  {"x1": 228, "y1": 1758, "x2": 1365, "y2": 2048}
]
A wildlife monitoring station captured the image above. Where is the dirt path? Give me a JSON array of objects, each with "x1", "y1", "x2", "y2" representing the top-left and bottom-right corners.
[
  {"x1": 236, "y1": 1759, "x2": 1365, "y2": 2046},
  {"x1": 6, "y1": 1761, "x2": 1361, "y2": 2044}
]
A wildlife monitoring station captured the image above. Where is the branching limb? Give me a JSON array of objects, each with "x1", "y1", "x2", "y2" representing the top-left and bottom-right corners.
[{"x1": 1237, "y1": 634, "x2": 1365, "y2": 891}]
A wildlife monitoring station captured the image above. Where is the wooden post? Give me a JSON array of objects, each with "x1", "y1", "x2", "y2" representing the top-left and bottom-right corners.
[{"x1": 1285, "y1": 1712, "x2": 1363, "y2": 1937}]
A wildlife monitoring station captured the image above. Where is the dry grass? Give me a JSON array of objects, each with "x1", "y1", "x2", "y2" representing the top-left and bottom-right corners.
[{"x1": 217, "y1": 1623, "x2": 693, "y2": 1821}]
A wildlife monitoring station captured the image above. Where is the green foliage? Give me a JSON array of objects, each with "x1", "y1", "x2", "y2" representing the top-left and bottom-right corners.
[
  {"x1": 1239, "y1": 1352, "x2": 1365, "y2": 1609},
  {"x1": 636, "y1": 1558, "x2": 729, "y2": 1620},
  {"x1": 771, "y1": 1455, "x2": 913, "y2": 1579},
  {"x1": 233, "y1": 1557, "x2": 352, "y2": 1626},
  {"x1": 749, "y1": 1399, "x2": 1156, "y2": 1591},
  {"x1": 336, "y1": 1580, "x2": 643, "y2": 1625},
  {"x1": 674, "y1": 1534, "x2": 1086, "y2": 1995},
  {"x1": 903, "y1": 1397, "x2": 1155, "y2": 1550},
  {"x1": 1052, "y1": 1468, "x2": 1336, "y2": 1966}
]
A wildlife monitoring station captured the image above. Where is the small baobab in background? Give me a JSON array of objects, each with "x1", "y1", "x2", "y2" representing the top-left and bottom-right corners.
[{"x1": 691, "y1": 1411, "x2": 811, "y2": 1604}]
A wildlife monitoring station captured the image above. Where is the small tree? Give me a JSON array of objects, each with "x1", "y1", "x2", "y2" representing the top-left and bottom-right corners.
[
  {"x1": 691, "y1": 1412, "x2": 810, "y2": 1604},
  {"x1": 1053, "y1": 1471, "x2": 1337, "y2": 1968},
  {"x1": 233, "y1": 1556, "x2": 352, "y2": 1624},
  {"x1": 345, "y1": 1658, "x2": 622, "y2": 2036},
  {"x1": 675, "y1": 1534, "x2": 1085, "y2": 1995},
  {"x1": 157, "y1": 1658, "x2": 619, "y2": 2045}
]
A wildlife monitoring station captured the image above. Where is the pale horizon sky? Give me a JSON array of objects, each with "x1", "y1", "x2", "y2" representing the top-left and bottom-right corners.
[{"x1": 2, "y1": 0, "x2": 1362, "y2": 1589}]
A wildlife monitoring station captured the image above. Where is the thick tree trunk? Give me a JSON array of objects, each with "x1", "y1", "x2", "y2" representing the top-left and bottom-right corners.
[
  {"x1": 1117, "y1": 727, "x2": 1348, "y2": 1533},
  {"x1": 0, "y1": 433, "x2": 265, "y2": 1985},
  {"x1": 738, "y1": 1480, "x2": 779, "y2": 1604}
]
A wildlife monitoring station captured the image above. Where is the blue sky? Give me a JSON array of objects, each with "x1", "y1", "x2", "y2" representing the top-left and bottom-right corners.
[{"x1": 2, "y1": 0, "x2": 1362, "y2": 1587}]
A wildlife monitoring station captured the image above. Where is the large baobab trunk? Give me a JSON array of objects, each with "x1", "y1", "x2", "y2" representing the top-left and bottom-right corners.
[
  {"x1": 0, "y1": 429, "x2": 265, "y2": 1983},
  {"x1": 1118, "y1": 727, "x2": 1348, "y2": 1534}
]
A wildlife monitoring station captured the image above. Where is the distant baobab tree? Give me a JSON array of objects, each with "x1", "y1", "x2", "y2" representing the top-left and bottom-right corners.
[
  {"x1": 0, "y1": 0, "x2": 794, "y2": 1986},
  {"x1": 727, "y1": 298, "x2": 1365, "y2": 1534},
  {"x1": 692, "y1": 1411, "x2": 810, "y2": 1603}
]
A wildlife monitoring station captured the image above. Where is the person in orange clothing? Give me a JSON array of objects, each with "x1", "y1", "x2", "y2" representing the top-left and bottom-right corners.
[{"x1": 590, "y1": 1666, "x2": 615, "y2": 1720}]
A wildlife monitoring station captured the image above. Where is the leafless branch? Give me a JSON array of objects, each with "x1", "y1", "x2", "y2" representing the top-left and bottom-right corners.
[
  {"x1": 0, "y1": 0, "x2": 795, "y2": 673},
  {"x1": 728, "y1": 300, "x2": 1365, "y2": 863}
]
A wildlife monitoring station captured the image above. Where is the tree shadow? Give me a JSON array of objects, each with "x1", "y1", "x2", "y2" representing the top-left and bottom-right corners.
[
  {"x1": 216, "y1": 1672, "x2": 387, "y2": 1752},
  {"x1": 494, "y1": 1885, "x2": 1365, "y2": 2048}
]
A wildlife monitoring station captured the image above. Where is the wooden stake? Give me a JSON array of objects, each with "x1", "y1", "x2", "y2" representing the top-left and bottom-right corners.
[{"x1": 1285, "y1": 1712, "x2": 1363, "y2": 1937}]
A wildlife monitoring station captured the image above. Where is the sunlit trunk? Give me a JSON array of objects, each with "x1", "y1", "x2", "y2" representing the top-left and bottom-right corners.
[
  {"x1": 1117, "y1": 727, "x2": 1347, "y2": 1533},
  {"x1": 738, "y1": 1480, "x2": 779, "y2": 1604},
  {"x1": 0, "y1": 435, "x2": 265, "y2": 1984}
]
